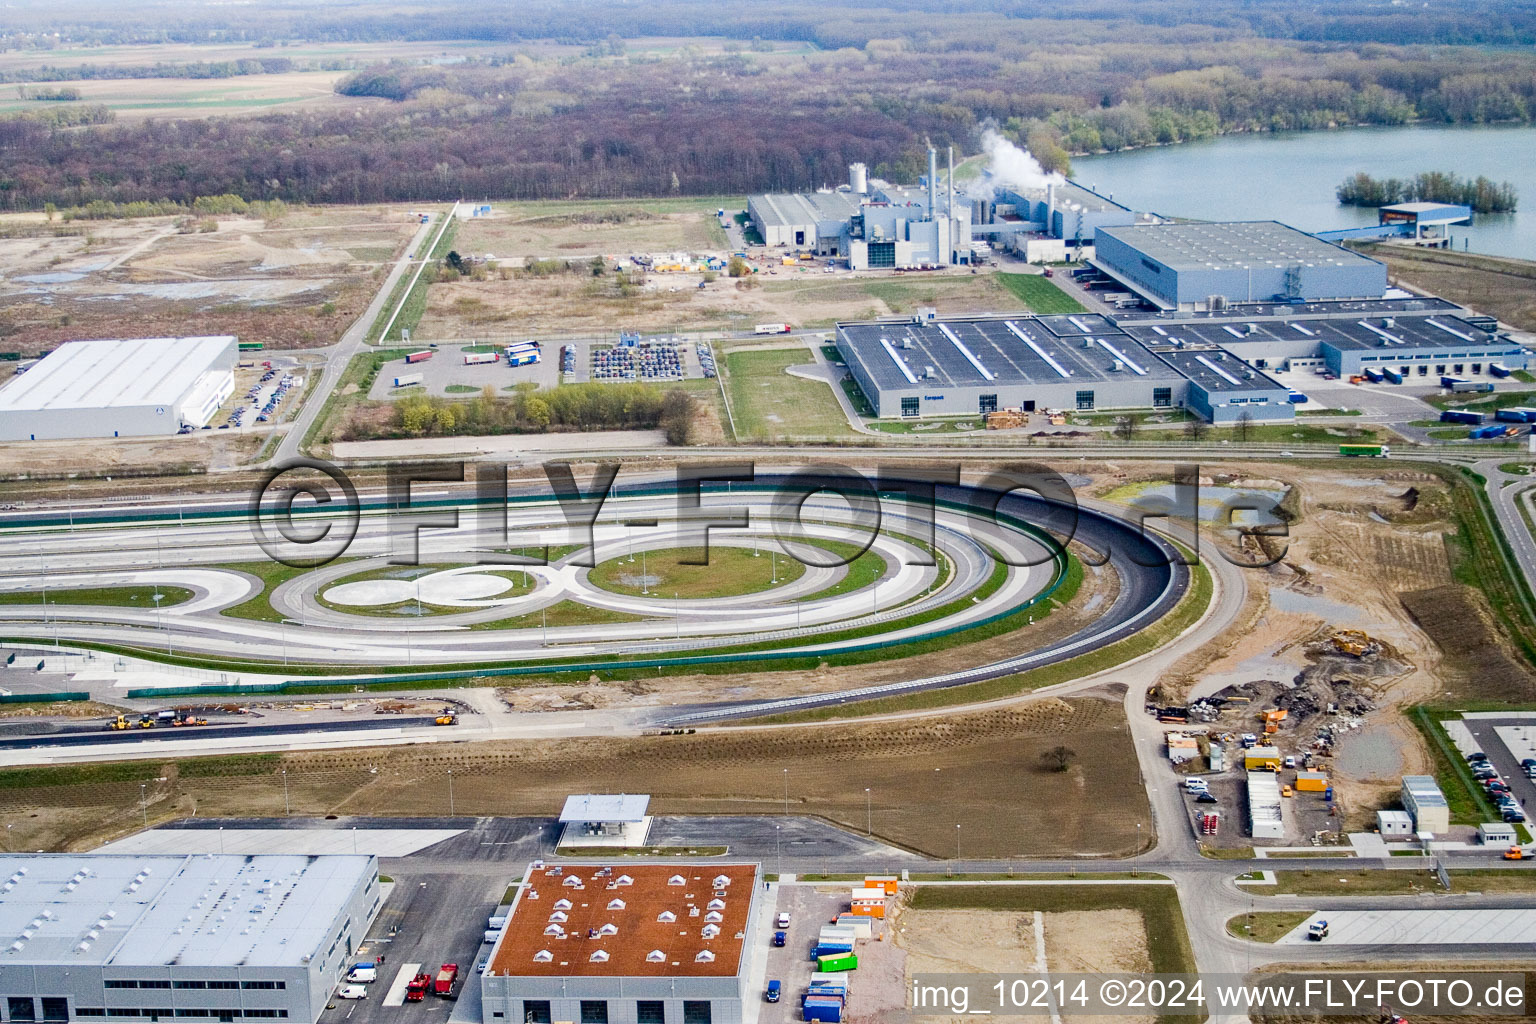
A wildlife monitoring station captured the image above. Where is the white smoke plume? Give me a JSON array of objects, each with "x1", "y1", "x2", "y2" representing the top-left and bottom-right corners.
[{"x1": 977, "y1": 127, "x2": 1063, "y2": 196}]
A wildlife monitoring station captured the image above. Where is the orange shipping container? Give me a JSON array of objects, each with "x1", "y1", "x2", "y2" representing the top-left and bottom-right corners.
[
  {"x1": 864, "y1": 876, "x2": 899, "y2": 895},
  {"x1": 1295, "y1": 772, "x2": 1328, "y2": 792}
]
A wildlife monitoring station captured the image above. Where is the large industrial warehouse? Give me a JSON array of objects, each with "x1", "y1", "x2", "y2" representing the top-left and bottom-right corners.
[
  {"x1": 0, "y1": 336, "x2": 237, "y2": 441},
  {"x1": 482, "y1": 862, "x2": 765, "y2": 1024},
  {"x1": 836, "y1": 303, "x2": 1523, "y2": 422},
  {"x1": 1091, "y1": 221, "x2": 1390, "y2": 310},
  {"x1": 836, "y1": 312, "x2": 1293, "y2": 423},
  {"x1": 0, "y1": 854, "x2": 382, "y2": 1024}
]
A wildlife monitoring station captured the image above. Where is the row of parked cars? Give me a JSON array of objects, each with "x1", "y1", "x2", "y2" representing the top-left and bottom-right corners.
[
  {"x1": 235, "y1": 370, "x2": 297, "y2": 429},
  {"x1": 1468, "y1": 750, "x2": 1531, "y2": 823}
]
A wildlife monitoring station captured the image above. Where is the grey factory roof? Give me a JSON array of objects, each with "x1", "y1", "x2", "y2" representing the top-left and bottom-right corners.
[
  {"x1": 0, "y1": 337, "x2": 234, "y2": 413},
  {"x1": 559, "y1": 794, "x2": 651, "y2": 823},
  {"x1": 1120, "y1": 314, "x2": 1504, "y2": 355},
  {"x1": 991, "y1": 178, "x2": 1130, "y2": 214},
  {"x1": 0, "y1": 854, "x2": 372, "y2": 967},
  {"x1": 1097, "y1": 221, "x2": 1380, "y2": 274},
  {"x1": 1151, "y1": 348, "x2": 1286, "y2": 393},
  {"x1": 1403, "y1": 775, "x2": 1449, "y2": 808},
  {"x1": 838, "y1": 316, "x2": 1183, "y2": 391},
  {"x1": 749, "y1": 191, "x2": 863, "y2": 230},
  {"x1": 1109, "y1": 296, "x2": 1463, "y2": 324}
]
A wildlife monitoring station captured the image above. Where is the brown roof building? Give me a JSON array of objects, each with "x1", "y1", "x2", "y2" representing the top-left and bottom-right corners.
[{"x1": 481, "y1": 863, "x2": 765, "y2": 1024}]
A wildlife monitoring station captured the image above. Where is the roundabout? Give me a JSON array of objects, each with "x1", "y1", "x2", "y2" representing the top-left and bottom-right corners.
[{"x1": 0, "y1": 473, "x2": 1193, "y2": 715}]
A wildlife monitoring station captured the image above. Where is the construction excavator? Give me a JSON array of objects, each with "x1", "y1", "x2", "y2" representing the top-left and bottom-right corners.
[{"x1": 1331, "y1": 629, "x2": 1372, "y2": 657}]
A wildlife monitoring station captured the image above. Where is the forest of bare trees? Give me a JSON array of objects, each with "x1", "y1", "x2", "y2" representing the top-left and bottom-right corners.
[{"x1": 2, "y1": 0, "x2": 1536, "y2": 209}]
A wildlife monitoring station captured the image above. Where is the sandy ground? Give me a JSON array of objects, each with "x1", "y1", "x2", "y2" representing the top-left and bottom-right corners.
[
  {"x1": 0, "y1": 205, "x2": 416, "y2": 355},
  {"x1": 1097, "y1": 462, "x2": 1459, "y2": 836},
  {"x1": 896, "y1": 907, "x2": 1153, "y2": 1024},
  {"x1": 0, "y1": 431, "x2": 262, "y2": 479},
  {"x1": 0, "y1": 696, "x2": 1150, "y2": 858},
  {"x1": 331, "y1": 429, "x2": 670, "y2": 459}
]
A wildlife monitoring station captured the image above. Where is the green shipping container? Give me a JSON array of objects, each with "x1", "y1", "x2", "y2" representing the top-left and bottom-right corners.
[
  {"x1": 1338, "y1": 443, "x2": 1385, "y2": 457},
  {"x1": 816, "y1": 953, "x2": 857, "y2": 972},
  {"x1": 238, "y1": 341, "x2": 265, "y2": 351}
]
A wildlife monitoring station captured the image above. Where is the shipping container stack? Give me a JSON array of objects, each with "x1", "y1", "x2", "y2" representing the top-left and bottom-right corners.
[{"x1": 799, "y1": 877, "x2": 898, "y2": 1022}]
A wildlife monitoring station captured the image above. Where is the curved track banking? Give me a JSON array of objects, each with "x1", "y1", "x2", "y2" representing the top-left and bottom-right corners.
[{"x1": 0, "y1": 474, "x2": 1185, "y2": 737}]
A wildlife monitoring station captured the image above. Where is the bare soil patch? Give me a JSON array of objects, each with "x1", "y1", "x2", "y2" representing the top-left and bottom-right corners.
[
  {"x1": 0, "y1": 697, "x2": 1149, "y2": 858},
  {"x1": 0, "y1": 205, "x2": 415, "y2": 355}
]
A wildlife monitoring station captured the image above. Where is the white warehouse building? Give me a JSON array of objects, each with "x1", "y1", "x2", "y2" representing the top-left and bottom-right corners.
[
  {"x1": 0, "y1": 336, "x2": 237, "y2": 441},
  {"x1": 0, "y1": 854, "x2": 383, "y2": 1024}
]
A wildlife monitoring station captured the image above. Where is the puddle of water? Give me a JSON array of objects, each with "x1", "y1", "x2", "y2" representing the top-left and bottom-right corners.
[
  {"x1": 14, "y1": 271, "x2": 86, "y2": 284},
  {"x1": 1131, "y1": 482, "x2": 1285, "y2": 525},
  {"x1": 1268, "y1": 588, "x2": 1368, "y2": 625}
]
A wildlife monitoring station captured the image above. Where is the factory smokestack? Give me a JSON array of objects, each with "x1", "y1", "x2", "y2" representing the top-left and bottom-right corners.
[
  {"x1": 947, "y1": 145, "x2": 954, "y2": 217},
  {"x1": 927, "y1": 145, "x2": 937, "y2": 218}
]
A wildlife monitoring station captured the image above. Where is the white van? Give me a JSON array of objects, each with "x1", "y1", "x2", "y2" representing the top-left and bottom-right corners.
[
  {"x1": 345, "y1": 966, "x2": 377, "y2": 984},
  {"x1": 336, "y1": 985, "x2": 368, "y2": 1000}
]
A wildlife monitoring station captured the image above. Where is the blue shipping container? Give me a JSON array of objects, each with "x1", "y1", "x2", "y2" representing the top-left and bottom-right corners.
[
  {"x1": 1491, "y1": 363, "x2": 1512, "y2": 378},
  {"x1": 1384, "y1": 368, "x2": 1403, "y2": 384},
  {"x1": 1442, "y1": 410, "x2": 1483, "y2": 425},
  {"x1": 1287, "y1": 390, "x2": 1307, "y2": 404},
  {"x1": 803, "y1": 1003, "x2": 842, "y2": 1023}
]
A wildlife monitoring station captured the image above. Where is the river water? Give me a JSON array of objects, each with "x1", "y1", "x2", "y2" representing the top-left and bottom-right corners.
[{"x1": 1073, "y1": 124, "x2": 1536, "y2": 260}]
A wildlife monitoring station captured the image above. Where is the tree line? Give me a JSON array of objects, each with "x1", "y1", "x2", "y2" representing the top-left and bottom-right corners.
[
  {"x1": 349, "y1": 384, "x2": 697, "y2": 444},
  {"x1": 3, "y1": 2, "x2": 1536, "y2": 208},
  {"x1": 1338, "y1": 172, "x2": 1518, "y2": 213}
]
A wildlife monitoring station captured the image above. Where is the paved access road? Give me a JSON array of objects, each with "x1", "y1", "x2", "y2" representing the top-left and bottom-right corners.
[{"x1": 271, "y1": 208, "x2": 446, "y2": 465}]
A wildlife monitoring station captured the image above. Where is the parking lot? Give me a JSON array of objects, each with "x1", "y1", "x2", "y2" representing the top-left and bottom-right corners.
[
  {"x1": 368, "y1": 344, "x2": 558, "y2": 400},
  {"x1": 318, "y1": 869, "x2": 506, "y2": 1024},
  {"x1": 1459, "y1": 716, "x2": 1536, "y2": 825}
]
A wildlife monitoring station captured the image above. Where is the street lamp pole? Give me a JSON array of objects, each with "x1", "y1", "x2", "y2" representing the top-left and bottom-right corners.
[
  {"x1": 955, "y1": 823, "x2": 961, "y2": 864},
  {"x1": 775, "y1": 824, "x2": 781, "y2": 879},
  {"x1": 281, "y1": 768, "x2": 290, "y2": 816},
  {"x1": 782, "y1": 768, "x2": 788, "y2": 815},
  {"x1": 140, "y1": 783, "x2": 147, "y2": 827},
  {"x1": 448, "y1": 770, "x2": 455, "y2": 816},
  {"x1": 865, "y1": 788, "x2": 871, "y2": 836}
]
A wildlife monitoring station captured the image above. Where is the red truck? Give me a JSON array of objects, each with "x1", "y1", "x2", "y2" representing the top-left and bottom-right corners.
[
  {"x1": 433, "y1": 964, "x2": 459, "y2": 998},
  {"x1": 405, "y1": 973, "x2": 431, "y2": 1002},
  {"x1": 405, "y1": 350, "x2": 435, "y2": 364}
]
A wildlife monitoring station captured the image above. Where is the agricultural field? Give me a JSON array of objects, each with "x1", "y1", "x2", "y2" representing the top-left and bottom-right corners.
[
  {"x1": 0, "y1": 698, "x2": 1151, "y2": 858},
  {"x1": 0, "y1": 71, "x2": 366, "y2": 119},
  {"x1": 0, "y1": 204, "x2": 418, "y2": 355},
  {"x1": 1360, "y1": 244, "x2": 1536, "y2": 333}
]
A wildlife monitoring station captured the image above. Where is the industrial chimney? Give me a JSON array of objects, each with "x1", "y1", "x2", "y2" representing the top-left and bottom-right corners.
[
  {"x1": 927, "y1": 146, "x2": 937, "y2": 218},
  {"x1": 947, "y1": 145, "x2": 954, "y2": 217},
  {"x1": 849, "y1": 162, "x2": 868, "y2": 195}
]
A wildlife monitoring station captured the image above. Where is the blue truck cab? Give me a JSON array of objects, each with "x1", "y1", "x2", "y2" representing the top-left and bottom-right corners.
[{"x1": 765, "y1": 980, "x2": 781, "y2": 1003}]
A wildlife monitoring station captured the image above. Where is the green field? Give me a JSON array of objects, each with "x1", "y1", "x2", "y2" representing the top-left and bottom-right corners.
[
  {"x1": 0, "y1": 586, "x2": 193, "y2": 608},
  {"x1": 1226, "y1": 910, "x2": 1313, "y2": 942},
  {"x1": 996, "y1": 273, "x2": 1087, "y2": 314},
  {"x1": 723, "y1": 348, "x2": 857, "y2": 440},
  {"x1": 587, "y1": 546, "x2": 806, "y2": 598}
]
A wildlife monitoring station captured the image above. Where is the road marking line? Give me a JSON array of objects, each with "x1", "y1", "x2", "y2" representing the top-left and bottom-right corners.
[{"x1": 383, "y1": 963, "x2": 422, "y2": 1006}]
